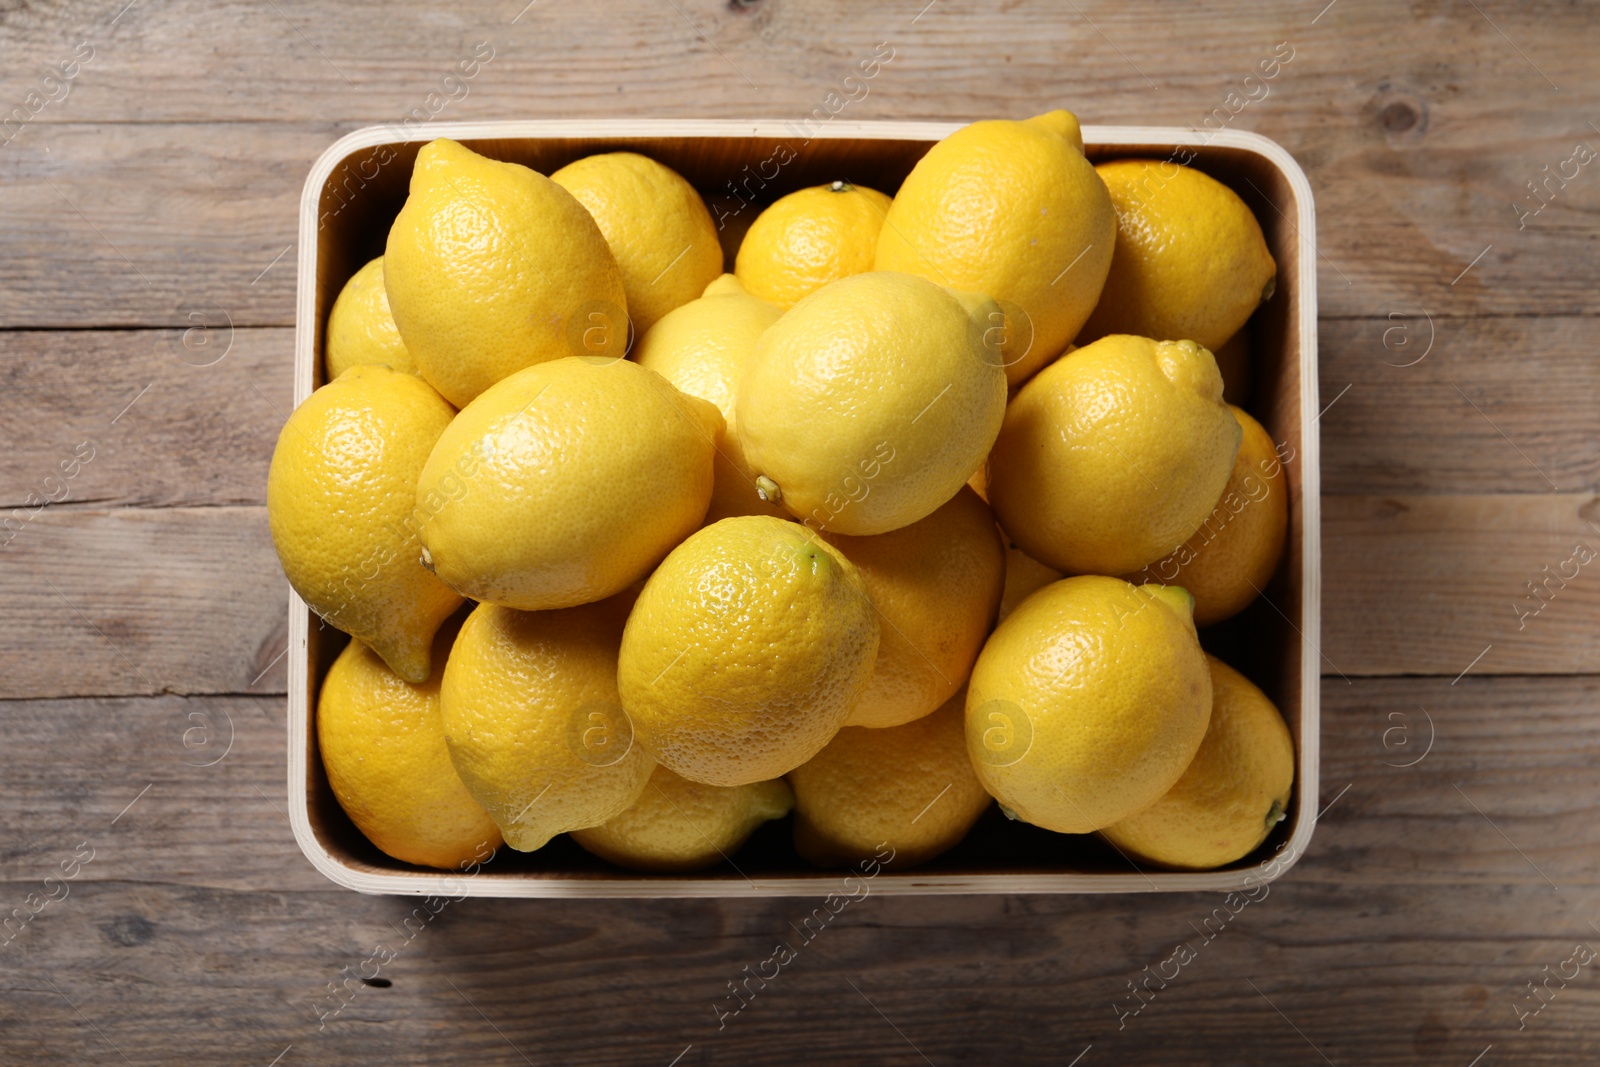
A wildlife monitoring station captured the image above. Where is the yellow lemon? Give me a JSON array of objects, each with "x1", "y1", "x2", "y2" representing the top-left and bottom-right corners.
[
  {"x1": 319, "y1": 621, "x2": 503, "y2": 869},
  {"x1": 1100, "y1": 655, "x2": 1294, "y2": 869},
  {"x1": 875, "y1": 110, "x2": 1116, "y2": 385},
  {"x1": 736, "y1": 271, "x2": 1007, "y2": 536},
  {"x1": 571, "y1": 765, "x2": 793, "y2": 873},
  {"x1": 267, "y1": 364, "x2": 461, "y2": 683},
  {"x1": 986, "y1": 334, "x2": 1240, "y2": 575},
  {"x1": 551, "y1": 151, "x2": 723, "y2": 338},
  {"x1": 1079, "y1": 159, "x2": 1276, "y2": 353},
  {"x1": 324, "y1": 256, "x2": 415, "y2": 378},
  {"x1": 997, "y1": 542, "x2": 1063, "y2": 623},
  {"x1": 632, "y1": 273, "x2": 786, "y2": 523},
  {"x1": 415, "y1": 357, "x2": 720, "y2": 611},
  {"x1": 1213, "y1": 325, "x2": 1253, "y2": 406},
  {"x1": 385, "y1": 138, "x2": 627, "y2": 407},
  {"x1": 440, "y1": 597, "x2": 653, "y2": 852},
  {"x1": 789, "y1": 690, "x2": 992, "y2": 868},
  {"x1": 619, "y1": 515, "x2": 879, "y2": 787},
  {"x1": 825, "y1": 487, "x2": 1004, "y2": 728},
  {"x1": 966, "y1": 576, "x2": 1211, "y2": 834},
  {"x1": 735, "y1": 181, "x2": 894, "y2": 309},
  {"x1": 1124, "y1": 406, "x2": 1287, "y2": 626}
]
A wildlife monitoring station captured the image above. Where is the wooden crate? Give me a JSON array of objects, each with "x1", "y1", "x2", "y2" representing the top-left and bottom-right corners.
[{"x1": 287, "y1": 120, "x2": 1321, "y2": 897}]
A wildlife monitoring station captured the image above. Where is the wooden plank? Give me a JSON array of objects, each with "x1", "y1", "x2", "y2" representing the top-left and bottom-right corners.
[
  {"x1": 6, "y1": 114, "x2": 1596, "y2": 325},
  {"x1": 0, "y1": 328, "x2": 292, "y2": 510},
  {"x1": 0, "y1": 0, "x2": 1597, "y2": 325},
  {"x1": 1324, "y1": 494, "x2": 1600, "y2": 677},
  {"x1": 1317, "y1": 315, "x2": 1600, "y2": 495},
  {"x1": 8, "y1": 881, "x2": 1590, "y2": 1066},
  {"x1": 2, "y1": 677, "x2": 1587, "y2": 891},
  {"x1": 6, "y1": 117, "x2": 1593, "y2": 328},
  {"x1": 0, "y1": 312, "x2": 1595, "y2": 515},
  {"x1": 0, "y1": 695, "x2": 321, "y2": 893},
  {"x1": 0, "y1": 493, "x2": 1594, "y2": 701},
  {"x1": 1318, "y1": 675, "x2": 1600, "y2": 889},
  {"x1": 0, "y1": 2, "x2": 1591, "y2": 1062},
  {"x1": 0, "y1": 678, "x2": 1595, "y2": 1064},
  {"x1": 0, "y1": 123, "x2": 321, "y2": 328},
  {"x1": 1, "y1": 0, "x2": 1592, "y2": 130},
  {"x1": 0, "y1": 507, "x2": 289, "y2": 699}
]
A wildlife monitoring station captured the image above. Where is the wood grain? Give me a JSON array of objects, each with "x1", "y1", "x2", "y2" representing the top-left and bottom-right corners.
[
  {"x1": 2, "y1": 315, "x2": 1593, "y2": 514},
  {"x1": 1317, "y1": 315, "x2": 1600, "y2": 495},
  {"x1": 2, "y1": 0, "x2": 1593, "y2": 140},
  {"x1": 2, "y1": 0, "x2": 1598, "y2": 325},
  {"x1": 1317, "y1": 675, "x2": 1600, "y2": 889},
  {"x1": 0, "y1": 328, "x2": 292, "y2": 511},
  {"x1": 0, "y1": 507, "x2": 289, "y2": 699},
  {"x1": 0, "y1": 695, "x2": 317, "y2": 893},
  {"x1": 1323, "y1": 493, "x2": 1600, "y2": 676},
  {"x1": 10, "y1": 880, "x2": 1590, "y2": 1067},
  {"x1": 2, "y1": 678, "x2": 1587, "y2": 892},
  {"x1": 1, "y1": 0, "x2": 1596, "y2": 1061},
  {"x1": 0, "y1": 123, "x2": 320, "y2": 328},
  {"x1": 0, "y1": 678, "x2": 1594, "y2": 1065},
  {"x1": 6, "y1": 113, "x2": 1596, "y2": 324},
  {"x1": 2, "y1": 493, "x2": 1596, "y2": 700}
]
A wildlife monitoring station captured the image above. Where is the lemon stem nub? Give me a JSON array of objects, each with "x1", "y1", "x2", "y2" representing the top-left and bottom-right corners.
[
  {"x1": 1266, "y1": 798, "x2": 1286, "y2": 827},
  {"x1": 419, "y1": 545, "x2": 435, "y2": 572},
  {"x1": 1144, "y1": 583, "x2": 1195, "y2": 620},
  {"x1": 755, "y1": 475, "x2": 782, "y2": 503},
  {"x1": 829, "y1": 180, "x2": 852, "y2": 192}
]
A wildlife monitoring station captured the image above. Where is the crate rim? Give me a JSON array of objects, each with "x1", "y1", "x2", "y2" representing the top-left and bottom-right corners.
[{"x1": 288, "y1": 118, "x2": 1321, "y2": 898}]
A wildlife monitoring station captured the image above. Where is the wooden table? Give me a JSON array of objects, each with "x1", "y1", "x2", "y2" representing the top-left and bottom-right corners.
[{"x1": 3, "y1": 1, "x2": 1597, "y2": 1063}]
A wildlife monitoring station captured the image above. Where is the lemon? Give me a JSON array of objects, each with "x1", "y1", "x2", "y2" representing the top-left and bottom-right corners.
[
  {"x1": 385, "y1": 138, "x2": 627, "y2": 408},
  {"x1": 966, "y1": 576, "x2": 1211, "y2": 834},
  {"x1": 986, "y1": 334, "x2": 1240, "y2": 575},
  {"x1": 735, "y1": 181, "x2": 894, "y2": 309},
  {"x1": 736, "y1": 271, "x2": 1007, "y2": 536},
  {"x1": 618, "y1": 515, "x2": 879, "y2": 787},
  {"x1": 1079, "y1": 159, "x2": 1276, "y2": 353},
  {"x1": 789, "y1": 689, "x2": 992, "y2": 868},
  {"x1": 571, "y1": 765, "x2": 793, "y2": 873},
  {"x1": 267, "y1": 365, "x2": 461, "y2": 683},
  {"x1": 1213, "y1": 325, "x2": 1253, "y2": 406},
  {"x1": 633, "y1": 273, "x2": 786, "y2": 523},
  {"x1": 416, "y1": 356, "x2": 720, "y2": 611},
  {"x1": 825, "y1": 487, "x2": 1004, "y2": 728},
  {"x1": 1101, "y1": 655, "x2": 1294, "y2": 869},
  {"x1": 325, "y1": 256, "x2": 415, "y2": 379},
  {"x1": 551, "y1": 151, "x2": 723, "y2": 338},
  {"x1": 440, "y1": 597, "x2": 653, "y2": 852},
  {"x1": 875, "y1": 110, "x2": 1115, "y2": 385},
  {"x1": 997, "y1": 542, "x2": 1063, "y2": 623},
  {"x1": 319, "y1": 622, "x2": 503, "y2": 869},
  {"x1": 1125, "y1": 406, "x2": 1287, "y2": 626}
]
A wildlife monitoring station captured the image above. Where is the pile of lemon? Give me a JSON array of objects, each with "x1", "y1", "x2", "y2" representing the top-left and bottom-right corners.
[{"x1": 271, "y1": 110, "x2": 1296, "y2": 877}]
